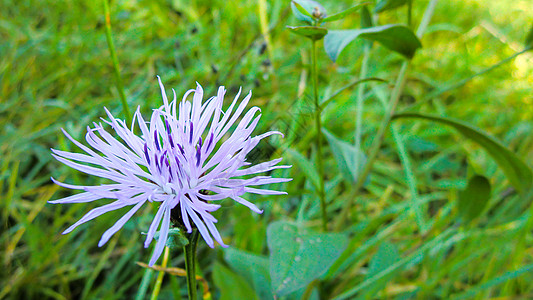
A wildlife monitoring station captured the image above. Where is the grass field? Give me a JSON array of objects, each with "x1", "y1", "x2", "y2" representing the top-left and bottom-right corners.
[{"x1": 1, "y1": 0, "x2": 532, "y2": 299}]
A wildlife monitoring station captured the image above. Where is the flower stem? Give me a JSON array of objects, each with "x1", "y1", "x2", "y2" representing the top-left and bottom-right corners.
[
  {"x1": 103, "y1": 0, "x2": 130, "y2": 122},
  {"x1": 184, "y1": 229, "x2": 200, "y2": 300},
  {"x1": 311, "y1": 39, "x2": 327, "y2": 232}
]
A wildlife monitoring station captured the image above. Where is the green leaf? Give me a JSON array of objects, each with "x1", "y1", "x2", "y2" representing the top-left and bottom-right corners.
[
  {"x1": 322, "y1": 128, "x2": 366, "y2": 183},
  {"x1": 361, "y1": 242, "x2": 401, "y2": 297},
  {"x1": 360, "y1": 5, "x2": 373, "y2": 28},
  {"x1": 392, "y1": 113, "x2": 533, "y2": 193},
  {"x1": 290, "y1": 0, "x2": 327, "y2": 24},
  {"x1": 285, "y1": 148, "x2": 321, "y2": 191},
  {"x1": 224, "y1": 248, "x2": 274, "y2": 300},
  {"x1": 458, "y1": 175, "x2": 491, "y2": 222},
  {"x1": 291, "y1": 1, "x2": 314, "y2": 21},
  {"x1": 374, "y1": 0, "x2": 409, "y2": 13},
  {"x1": 324, "y1": 24, "x2": 422, "y2": 61},
  {"x1": 212, "y1": 262, "x2": 259, "y2": 300},
  {"x1": 525, "y1": 23, "x2": 533, "y2": 50},
  {"x1": 369, "y1": 242, "x2": 400, "y2": 275},
  {"x1": 153, "y1": 228, "x2": 189, "y2": 248},
  {"x1": 405, "y1": 135, "x2": 438, "y2": 153},
  {"x1": 322, "y1": 3, "x2": 370, "y2": 23},
  {"x1": 287, "y1": 26, "x2": 328, "y2": 41},
  {"x1": 267, "y1": 221, "x2": 348, "y2": 296}
]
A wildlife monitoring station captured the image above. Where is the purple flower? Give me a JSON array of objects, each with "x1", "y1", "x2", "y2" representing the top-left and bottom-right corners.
[{"x1": 50, "y1": 76, "x2": 291, "y2": 266}]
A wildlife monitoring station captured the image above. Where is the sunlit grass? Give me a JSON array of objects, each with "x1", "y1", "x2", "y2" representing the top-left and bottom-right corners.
[{"x1": 1, "y1": 0, "x2": 532, "y2": 299}]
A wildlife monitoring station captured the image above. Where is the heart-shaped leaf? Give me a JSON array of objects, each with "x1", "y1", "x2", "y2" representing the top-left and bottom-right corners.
[
  {"x1": 267, "y1": 221, "x2": 348, "y2": 296},
  {"x1": 392, "y1": 113, "x2": 533, "y2": 193},
  {"x1": 458, "y1": 175, "x2": 491, "y2": 222},
  {"x1": 287, "y1": 26, "x2": 328, "y2": 41},
  {"x1": 324, "y1": 24, "x2": 422, "y2": 61}
]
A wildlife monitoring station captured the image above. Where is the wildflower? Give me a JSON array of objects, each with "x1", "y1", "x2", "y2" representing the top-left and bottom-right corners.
[{"x1": 50, "y1": 77, "x2": 291, "y2": 265}]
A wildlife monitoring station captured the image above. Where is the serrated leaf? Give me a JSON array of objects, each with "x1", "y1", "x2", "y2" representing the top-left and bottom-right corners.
[
  {"x1": 153, "y1": 228, "x2": 189, "y2": 248},
  {"x1": 458, "y1": 175, "x2": 491, "y2": 222},
  {"x1": 267, "y1": 221, "x2": 348, "y2": 296},
  {"x1": 224, "y1": 248, "x2": 274, "y2": 300},
  {"x1": 322, "y1": 3, "x2": 370, "y2": 23},
  {"x1": 392, "y1": 113, "x2": 533, "y2": 193},
  {"x1": 285, "y1": 148, "x2": 321, "y2": 191},
  {"x1": 213, "y1": 262, "x2": 259, "y2": 300},
  {"x1": 291, "y1": 0, "x2": 327, "y2": 24},
  {"x1": 324, "y1": 24, "x2": 422, "y2": 61},
  {"x1": 287, "y1": 26, "x2": 328, "y2": 41},
  {"x1": 374, "y1": 0, "x2": 409, "y2": 13},
  {"x1": 322, "y1": 128, "x2": 366, "y2": 183}
]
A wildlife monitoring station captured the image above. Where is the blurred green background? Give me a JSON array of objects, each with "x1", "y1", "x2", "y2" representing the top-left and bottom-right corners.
[{"x1": 1, "y1": 0, "x2": 532, "y2": 299}]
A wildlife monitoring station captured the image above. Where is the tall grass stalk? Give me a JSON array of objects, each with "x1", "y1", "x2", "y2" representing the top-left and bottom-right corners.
[{"x1": 103, "y1": 0, "x2": 130, "y2": 121}]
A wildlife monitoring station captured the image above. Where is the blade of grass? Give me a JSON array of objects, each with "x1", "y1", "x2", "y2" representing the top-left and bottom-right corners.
[
  {"x1": 103, "y1": 0, "x2": 130, "y2": 121},
  {"x1": 391, "y1": 125, "x2": 427, "y2": 232}
]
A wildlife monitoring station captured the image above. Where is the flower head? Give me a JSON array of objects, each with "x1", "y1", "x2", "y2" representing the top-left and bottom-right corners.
[{"x1": 50, "y1": 77, "x2": 291, "y2": 265}]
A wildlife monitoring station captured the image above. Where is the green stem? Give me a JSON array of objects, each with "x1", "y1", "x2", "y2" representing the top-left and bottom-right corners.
[
  {"x1": 184, "y1": 230, "x2": 200, "y2": 300},
  {"x1": 103, "y1": 0, "x2": 130, "y2": 122},
  {"x1": 311, "y1": 39, "x2": 327, "y2": 232}
]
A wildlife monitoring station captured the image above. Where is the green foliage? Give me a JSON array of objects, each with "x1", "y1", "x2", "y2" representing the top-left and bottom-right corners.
[
  {"x1": 153, "y1": 228, "x2": 189, "y2": 248},
  {"x1": 2, "y1": 0, "x2": 533, "y2": 299},
  {"x1": 287, "y1": 26, "x2": 328, "y2": 41},
  {"x1": 322, "y1": 3, "x2": 370, "y2": 23},
  {"x1": 393, "y1": 112, "x2": 533, "y2": 193},
  {"x1": 458, "y1": 175, "x2": 491, "y2": 223},
  {"x1": 363, "y1": 242, "x2": 401, "y2": 297},
  {"x1": 224, "y1": 248, "x2": 273, "y2": 300},
  {"x1": 213, "y1": 262, "x2": 259, "y2": 300},
  {"x1": 285, "y1": 147, "x2": 321, "y2": 191},
  {"x1": 374, "y1": 0, "x2": 409, "y2": 13},
  {"x1": 267, "y1": 221, "x2": 348, "y2": 296},
  {"x1": 291, "y1": 0, "x2": 327, "y2": 23},
  {"x1": 322, "y1": 128, "x2": 366, "y2": 183},
  {"x1": 525, "y1": 24, "x2": 533, "y2": 49},
  {"x1": 324, "y1": 25, "x2": 422, "y2": 61}
]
